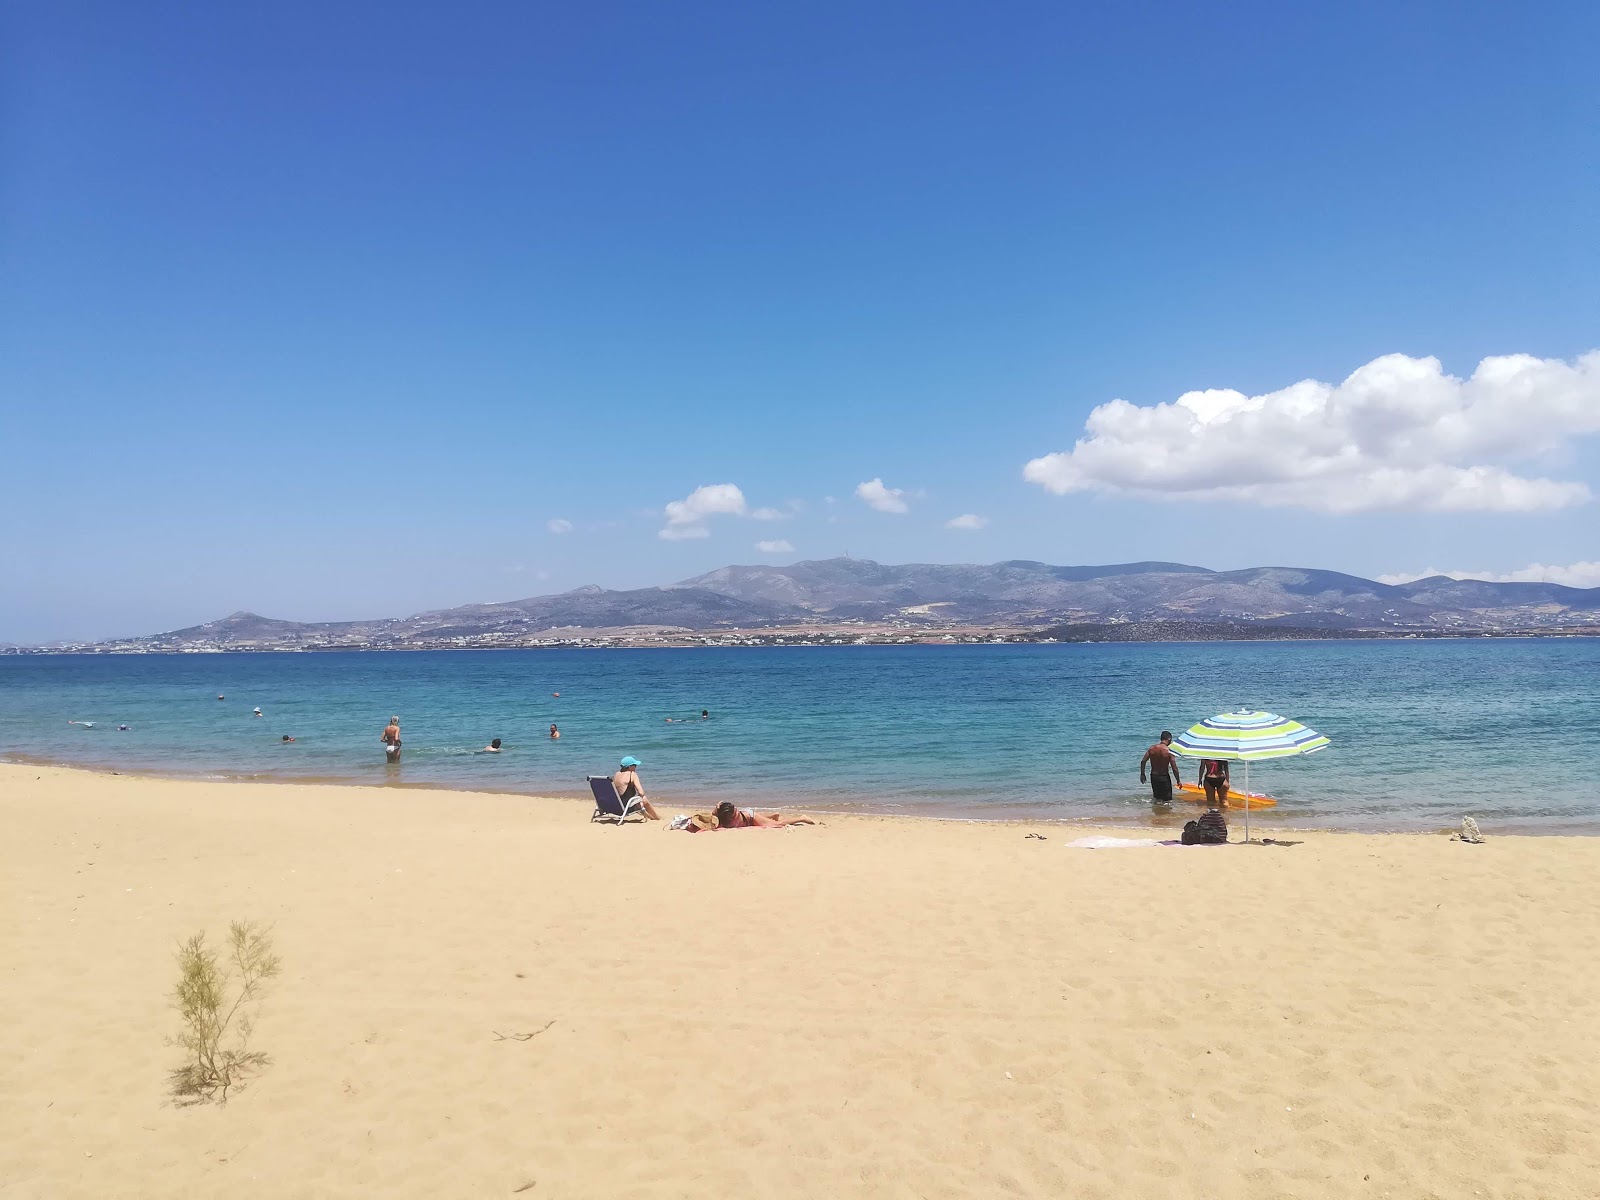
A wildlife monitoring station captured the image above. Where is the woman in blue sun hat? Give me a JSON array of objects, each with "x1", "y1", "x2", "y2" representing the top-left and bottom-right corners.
[{"x1": 612, "y1": 756, "x2": 660, "y2": 821}]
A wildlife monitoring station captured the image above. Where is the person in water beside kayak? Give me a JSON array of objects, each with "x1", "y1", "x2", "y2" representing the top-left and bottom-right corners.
[
  {"x1": 1139, "y1": 731, "x2": 1182, "y2": 805},
  {"x1": 612, "y1": 757, "x2": 660, "y2": 821},
  {"x1": 1200, "y1": 757, "x2": 1230, "y2": 807}
]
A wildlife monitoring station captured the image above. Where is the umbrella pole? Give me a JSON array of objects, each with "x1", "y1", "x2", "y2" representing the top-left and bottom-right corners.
[{"x1": 1243, "y1": 760, "x2": 1251, "y2": 845}]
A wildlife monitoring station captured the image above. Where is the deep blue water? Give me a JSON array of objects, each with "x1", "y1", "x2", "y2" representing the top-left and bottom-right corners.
[{"x1": 2, "y1": 641, "x2": 1596, "y2": 832}]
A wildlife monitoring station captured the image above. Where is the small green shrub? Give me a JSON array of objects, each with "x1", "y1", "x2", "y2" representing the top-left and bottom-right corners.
[{"x1": 169, "y1": 921, "x2": 281, "y2": 1104}]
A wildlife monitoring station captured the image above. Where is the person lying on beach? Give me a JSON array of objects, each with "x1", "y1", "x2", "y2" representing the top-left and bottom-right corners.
[
  {"x1": 711, "y1": 801, "x2": 817, "y2": 829},
  {"x1": 483, "y1": 738, "x2": 502, "y2": 753},
  {"x1": 381, "y1": 716, "x2": 402, "y2": 763},
  {"x1": 1139, "y1": 731, "x2": 1181, "y2": 805},
  {"x1": 612, "y1": 757, "x2": 661, "y2": 820}
]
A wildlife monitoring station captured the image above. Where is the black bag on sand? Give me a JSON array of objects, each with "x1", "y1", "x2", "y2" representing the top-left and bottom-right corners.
[{"x1": 1182, "y1": 810, "x2": 1229, "y2": 845}]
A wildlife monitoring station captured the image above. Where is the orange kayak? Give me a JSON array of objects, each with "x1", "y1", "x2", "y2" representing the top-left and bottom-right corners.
[{"x1": 1176, "y1": 782, "x2": 1277, "y2": 811}]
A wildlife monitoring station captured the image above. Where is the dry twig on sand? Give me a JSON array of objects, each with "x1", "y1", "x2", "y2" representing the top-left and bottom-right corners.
[{"x1": 492, "y1": 1021, "x2": 556, "y2": 1042}]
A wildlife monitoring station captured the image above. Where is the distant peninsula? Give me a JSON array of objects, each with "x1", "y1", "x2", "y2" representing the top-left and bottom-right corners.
[{"x1": 10, "y1": 558, "x2": 1599, "y2": 654}]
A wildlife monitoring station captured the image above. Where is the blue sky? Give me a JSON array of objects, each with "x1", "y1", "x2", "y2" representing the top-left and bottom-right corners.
[{"x1": 4, "y1": 0, "x2": 1598, "y2": 642}]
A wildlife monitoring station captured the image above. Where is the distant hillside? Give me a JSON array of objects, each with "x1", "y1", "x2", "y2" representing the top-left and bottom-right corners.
[
  {"x1": 35, "y1": 558, "x2": 1600, "y2": 650},
  {"x1": 671, "y1": 559, "x2": 1600, "y2": 628}
]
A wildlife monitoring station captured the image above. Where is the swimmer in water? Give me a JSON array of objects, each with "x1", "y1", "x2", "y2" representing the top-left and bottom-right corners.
[
  {"x1": 701, "y1": 709, "x2": 710, "y2": 720},
  {"x1": 253, "y1": 707, "x2": 263, "y2": 717},
  {"x1": 217, "y1": 694, "x2": 225, "y2": 701},
  {"x1": 549, "y1": 724, "x2": 560, "y2": 739},
  {"x1": 281, "y1": 734, "x2": 296, "y2": 743},
  {"x1": 118, "y1": 724, "x2": 130, "y2": 731},
  {"x1": 483, "y1": 738, "x2": 502, "y2": 753}
]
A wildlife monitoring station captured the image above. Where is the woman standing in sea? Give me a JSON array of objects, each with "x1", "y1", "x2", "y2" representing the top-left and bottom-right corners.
[{"x1": 381, "y1": 715, "x2": 402, "y2": 764}]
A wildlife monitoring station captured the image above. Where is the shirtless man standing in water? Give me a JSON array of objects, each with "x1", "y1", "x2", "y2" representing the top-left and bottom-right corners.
[
  {"x1": 381, "y1": 716, "x2": 402, "y2": 764},
  {"x1": 1139, "y1": 730, "x2": 1181, "y2": 806}
]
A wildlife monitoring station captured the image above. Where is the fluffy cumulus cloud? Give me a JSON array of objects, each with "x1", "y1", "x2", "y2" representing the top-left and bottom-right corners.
[
  {"x1": 660, "y1": 483, "x2": 746, "y2": 540},
  {"x1": 750, "y1": 507, "x2": 787, "y2": 521},
  {"x1": 945, "y1": 513, "x2": 988, "y2": 530},
  {"x1": 856, "y1": 477, "x2": 910, "y2": 514},
  {"x1": 546, "y1": 518, "x2": 573, "y2": 535},
  {"x1": 1023, "y1": 351, "x2": 1600, "y2": 514},
  {"x1": 755, "y1": 539, "x2": 795, "y2": 554},
  {"x1": 1377, "y1": 562, "x2": 1600, "y2": 589}
]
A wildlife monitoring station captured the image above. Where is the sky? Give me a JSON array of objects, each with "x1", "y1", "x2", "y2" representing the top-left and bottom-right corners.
[{"x1": 3, "y1": 0, "x2": 1598, "y2": 642}]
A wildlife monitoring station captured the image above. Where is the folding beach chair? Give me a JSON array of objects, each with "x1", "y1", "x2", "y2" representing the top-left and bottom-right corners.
[{"x1": 588, "y1": 775, "x2": 645, "y2": 825}]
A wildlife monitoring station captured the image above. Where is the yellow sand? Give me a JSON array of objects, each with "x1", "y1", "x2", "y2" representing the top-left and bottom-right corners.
[{"x1": 4, "y1": 763, "x2": 1598, "y2": 1199}]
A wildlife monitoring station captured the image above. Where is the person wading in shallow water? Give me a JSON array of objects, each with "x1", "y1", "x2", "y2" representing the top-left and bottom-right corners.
[
  {"x1": 381, "y1": 715, "x2": 402, "y2": 764},
  {"x1": 1139, "y1": 730, "x2": 1182, "y2": 807}
]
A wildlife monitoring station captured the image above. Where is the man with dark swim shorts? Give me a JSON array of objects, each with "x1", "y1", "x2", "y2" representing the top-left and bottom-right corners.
[{"x1": 1139, "y1": 730, "x2": 1181, "y2": 805}]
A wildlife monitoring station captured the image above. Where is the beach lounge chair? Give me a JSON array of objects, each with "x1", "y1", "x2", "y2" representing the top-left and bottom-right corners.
[{"x1": 588, "y1": 775, "x2": 645, "y2": 825}]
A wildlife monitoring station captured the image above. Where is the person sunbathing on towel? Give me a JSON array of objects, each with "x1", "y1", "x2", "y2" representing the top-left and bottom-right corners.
[{"x1": 712, "y1": 801, "x2": 817, "y2": 829}]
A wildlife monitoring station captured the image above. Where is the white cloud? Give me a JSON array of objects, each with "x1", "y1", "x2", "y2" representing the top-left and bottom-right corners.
[
  {"x1": 1023, "y1": 350, "x2": 1600, "y2": 514},
  {"x1": 1378, "y1": 562, "x2": 1600, "y2": 589},
  {"x1": 856, "y1": 477, "x2": 910, "y2": 514},
  {"x1": 750, "y1": 507, "x2": 787, "y2": 521},
  {"x1": 945, "y1": 513, "x2": 988, "y2": 530},
  {"x1": 659, "y1": 483, "x2": 746, "y2": 540},
  {"x1": 546, "y1": 518, "x2": 573, "y2": 535},
  {"x1": 755, "y1": 539, "x2": 795, "y2": 554}
]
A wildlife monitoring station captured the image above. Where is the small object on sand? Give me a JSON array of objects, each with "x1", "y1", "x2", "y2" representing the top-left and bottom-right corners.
[
  {"x1": 1024, "y1": 832, "x2": 1048, "y2": 840},
  {"x1": 493, "y1": 1021, "x2": 556, "y2": 1042},
  {"x1": 1457, "y1": 816, "x2": 1484, "y2": 844}
]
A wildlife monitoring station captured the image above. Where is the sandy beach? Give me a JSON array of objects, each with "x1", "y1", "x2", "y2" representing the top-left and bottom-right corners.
[{"x1": 3, "y1": 763, "x2": 1597, "y2": 1199}]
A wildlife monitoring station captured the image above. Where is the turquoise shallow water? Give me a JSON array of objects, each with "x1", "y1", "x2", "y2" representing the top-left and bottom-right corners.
[{"x1": 2, "y1": 641, "x2": 1596, "y2": 832}]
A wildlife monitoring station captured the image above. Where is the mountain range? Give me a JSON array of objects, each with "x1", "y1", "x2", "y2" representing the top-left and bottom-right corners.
[{"x1": 55, "y1": 558, "x2": 1600, "y2": 649}]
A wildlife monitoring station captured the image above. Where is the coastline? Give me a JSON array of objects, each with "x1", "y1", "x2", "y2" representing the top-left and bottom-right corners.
[
  {"x1": 5, "y1": 751, "x2": 1596, "y2": 837},
  {"x1": 7, "y1": 629, "x2": 1600, "y2": 655},
  {"x1": 5, "y1": 762, "x2": 1598, "y2": 1198}
]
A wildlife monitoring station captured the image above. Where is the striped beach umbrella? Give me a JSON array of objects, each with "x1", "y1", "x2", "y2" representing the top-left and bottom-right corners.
[{"x1": 1171, "y1": 710, "x2": 1329, "y2": 842}]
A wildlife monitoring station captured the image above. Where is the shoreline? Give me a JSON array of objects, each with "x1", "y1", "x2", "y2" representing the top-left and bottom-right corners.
[
  {"x1": 6, "y1": 753, "x2": 1595, "y2": 837},
  {"x1": 6, "y1": 763, "x2": 1599, "y2": 1198},
  {"x1": 7, "y1": 630, "x2": 1600, "y2": 655}
]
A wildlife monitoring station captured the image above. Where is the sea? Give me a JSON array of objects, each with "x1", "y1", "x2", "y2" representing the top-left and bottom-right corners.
[{"x1": 2, "y1": 640, "x2": 1596, "y2": 833}]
